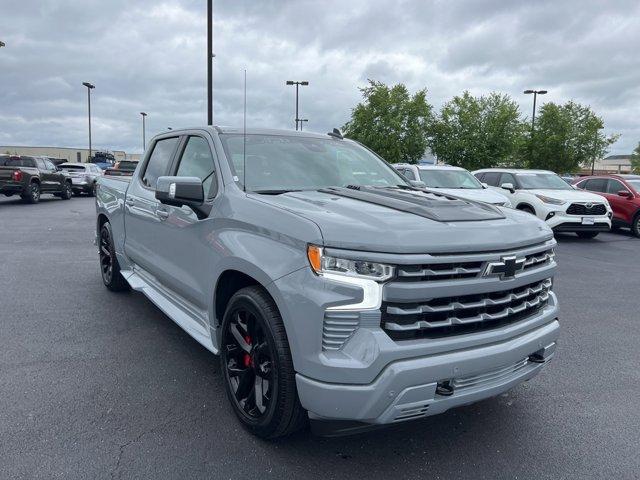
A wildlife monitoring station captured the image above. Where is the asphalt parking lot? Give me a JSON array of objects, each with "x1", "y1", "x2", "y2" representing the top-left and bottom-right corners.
[{"x1": 1, "y1": 195, "x2": 639, "y2": 480}]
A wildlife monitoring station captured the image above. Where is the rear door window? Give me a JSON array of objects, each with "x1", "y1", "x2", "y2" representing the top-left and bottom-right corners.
[
  {"x1": 142, "y1": 137, "x2": 180, "y2": 189},
  {"x1": 482, "y1": 172, "x2": 501, "y2": 186},
  {"x1": 583, "y1": 178, "x2": 607, "y2": 192}
]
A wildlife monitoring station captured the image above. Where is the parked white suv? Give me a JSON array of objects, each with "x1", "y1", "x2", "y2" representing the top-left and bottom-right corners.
[
  {"x1": 473, "y1": 168, "x2": 612, "y2": 238},
  {"x1": 394, "y1": 164, "x2": 512, "y2": 207}
]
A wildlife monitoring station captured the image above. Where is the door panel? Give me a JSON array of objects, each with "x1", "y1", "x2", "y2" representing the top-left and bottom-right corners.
[
  {"x1": 605, "y1": 179, "x2": 635, "y2": 224},
  {"x1": 124, "y1": 136, "x2": 181, "y2": 275},
  {"x1": 148, "y1": 134, "x2": 221, "y2": 311}
]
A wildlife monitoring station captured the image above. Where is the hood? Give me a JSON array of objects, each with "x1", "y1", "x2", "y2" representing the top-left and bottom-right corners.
[
  {"x1": 250, "y1": 188, "x2": 552, "y2": 254},
  {"x1": 528, "y1": 189, "x2": 608, "y2": 203},
  {"x1": 429, "y1": 187, "x2": 509, "y2": 204}
]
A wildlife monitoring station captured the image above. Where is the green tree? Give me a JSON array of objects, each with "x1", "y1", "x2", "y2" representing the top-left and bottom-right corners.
[
  {"x1": 342, "y1": 80, "x2": 433, "y2": 163},
  {"x1": 428, "y1": 91, "x2": 526, "y2": 170},
  {"x1": 527, "y1": 101, "x2": 619, "y2": 173},
  {"x1": 630, "y1": 142, "x2": 640, "y2": 173}
]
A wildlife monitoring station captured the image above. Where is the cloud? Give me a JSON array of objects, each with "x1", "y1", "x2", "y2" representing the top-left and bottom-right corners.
[{"x1": 0, "y1": 0, "x2": 638, "y2": 154}]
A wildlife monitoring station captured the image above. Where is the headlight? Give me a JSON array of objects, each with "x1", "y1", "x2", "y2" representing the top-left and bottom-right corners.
[
  {"x1": 535, "y1": 194, "x2": 566, "y2": 205},
  {"x1": 307, "y1": 245, "x2": 394, "y2": 282}
]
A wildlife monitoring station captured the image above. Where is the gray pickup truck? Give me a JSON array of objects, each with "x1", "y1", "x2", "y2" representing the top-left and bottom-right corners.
[{"x1": 95, "y1": 127, "x2": 559, "y2": 438}]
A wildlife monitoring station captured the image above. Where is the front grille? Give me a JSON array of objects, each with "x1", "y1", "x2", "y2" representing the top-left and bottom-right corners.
[
  {"x1": 451, "y1": 358, "x2": 529, "y2": 391},
  {"x1": 566, "y1": 203, "x2": 607, "y2": 216},
  {"x1": 383, "y1": 279, "x2": 552, "y2": 340},
  {"x1": 395, "y1": 247, "x2": 555, "y2": 283}
]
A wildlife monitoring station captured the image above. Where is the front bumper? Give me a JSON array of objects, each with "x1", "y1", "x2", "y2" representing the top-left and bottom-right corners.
[
  {"x1": 541, "y1": 205, "x2": 611, "y2": 231},
  {"x1": 272, "y1": 253, "x2": 559, "y2": 426},
  {"x1": 297, "y1": 307, "x2": 558, "y2": 425}
]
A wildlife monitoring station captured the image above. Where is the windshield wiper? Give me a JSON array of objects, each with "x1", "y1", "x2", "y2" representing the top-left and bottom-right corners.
[{"x1": 251, "y1": 189, "x2": 302, "y2": 195}]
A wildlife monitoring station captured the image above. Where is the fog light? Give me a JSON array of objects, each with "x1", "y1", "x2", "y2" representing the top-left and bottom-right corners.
[{"x1": 545, "y1": 212, "x2": 556, "y2": 221}]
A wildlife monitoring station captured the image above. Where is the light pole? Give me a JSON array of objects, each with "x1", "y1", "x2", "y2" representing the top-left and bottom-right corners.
[
  {"x1": 207, "y1": 0, "x2": 215, "y2": 125},
  {"x1": 82, "y1": 82, "x2": 95, "y2": 163},
  {"x1": 299, "y1": 119, "x2": 308, "y2": 131},
  {"x1": 523, "y1": 89, "x2": 547, "y2": 132},
  {"x1": 140, "y1": 112, "x2": 148, "y2": 150},
  {"x1": 285, "y1": 80, "x2": 309, "y2": 130}
]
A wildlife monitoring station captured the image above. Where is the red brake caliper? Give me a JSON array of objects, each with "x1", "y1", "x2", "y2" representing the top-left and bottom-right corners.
[{"x1": 243, "y1": 336, "x2": 253, "y2": 367}]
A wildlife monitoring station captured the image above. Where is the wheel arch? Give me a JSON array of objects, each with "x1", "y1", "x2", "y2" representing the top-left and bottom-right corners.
[{"x1": 516, "y1": 202, "x2": 536, "y2": 214}]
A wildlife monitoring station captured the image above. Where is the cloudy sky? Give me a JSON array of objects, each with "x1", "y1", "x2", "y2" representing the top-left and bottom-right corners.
[{"x1": 1, "y1": 0, "x2": 639, "y2": 155}]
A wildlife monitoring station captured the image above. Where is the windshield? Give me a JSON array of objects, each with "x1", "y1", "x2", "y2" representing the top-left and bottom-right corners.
[
  {"x1": 627, "y1": 180, "x2": 640, "y2": 191},
  {"x1": 219, "y1": 134, "x2": 408, "y2": 192},
  {"x1": 419, "y1": 169, "x2": 482, "y2": 189},
  {"x1": 59, "y1": 165, "x2": 85, "y2": 171},
  {"x1": 516, "y1": 173, "x2": 572, "y2": 190}
]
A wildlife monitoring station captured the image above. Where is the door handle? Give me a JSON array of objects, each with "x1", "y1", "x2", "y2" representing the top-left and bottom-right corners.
[
  {"x1": 125, "y1": 198, "x2": 135, "y2": 206},
  {"x1": 156, "y1": 209, "x2": 170, "y2": 220}
]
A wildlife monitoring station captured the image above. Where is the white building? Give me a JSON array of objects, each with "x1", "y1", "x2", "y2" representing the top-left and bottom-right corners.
[{"x1": 0, "y1": 145, "x2": 141, "y2": 163}]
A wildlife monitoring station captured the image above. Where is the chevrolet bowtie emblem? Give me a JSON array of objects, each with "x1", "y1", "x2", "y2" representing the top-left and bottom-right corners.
[{"x1": 483, "y1": 255, "x2": 526, "y2": 279}]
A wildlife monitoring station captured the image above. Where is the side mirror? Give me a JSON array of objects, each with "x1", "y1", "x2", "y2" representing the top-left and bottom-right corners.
[
  {"x1": 409, "y1": 179, "x2": 427, "y2": 188},
  {"x1": 500, "y1": 182, "x2": 515, "y2": 194},
  {"x1": 155, "y1": 176, "x2": 211, "y2": 219},
  {"x1": 618, "y1": 190, "x2": 632, "y2": 198}
]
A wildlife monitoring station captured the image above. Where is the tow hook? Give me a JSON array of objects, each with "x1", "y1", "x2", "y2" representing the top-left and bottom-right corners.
[{"x1": 436, "y1": 381, "x2": 454, "y2": 396}]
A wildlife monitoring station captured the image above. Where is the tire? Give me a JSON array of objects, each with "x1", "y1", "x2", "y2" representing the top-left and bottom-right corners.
[
  {"x1": 577, "y1": 231, "x2": 599, "y2": 239},
  {"x1": 518, "y1": 205, "x2": 535, "y2": 215},
  {"x1": 632, "y1": 214, "x2": 640, "y2": 238},
  {"x1": 88, "y1": 182, "x2": 97, "y2": 197},
  {"x1": 99, "y1": 222, "x2": 130, "y2": 292},
  {"x1": 220, "y1": 286, "x2": 306, "y2": 439},
  {"x1": 60, "y1": 182, "x2": 72, "y2": 200},
  {"x1": 21, "y1": 182, "x2": 40, "y2": 204}
]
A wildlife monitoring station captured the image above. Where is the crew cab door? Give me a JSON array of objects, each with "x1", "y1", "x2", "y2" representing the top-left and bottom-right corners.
[
  {"x1": 124, "y1": 135, "x2": 181, "y2": 276},
  {"x1": 149, "y1": 133, "x2": 221, "y2": 312},
  {"x1": 36, "y1": 158, "x2": 56, "y2": 191}
]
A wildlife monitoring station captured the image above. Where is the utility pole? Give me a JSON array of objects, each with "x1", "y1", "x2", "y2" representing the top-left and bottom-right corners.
[{"x1": 207, "y1": 0, "x2": 215, "y2": 125}]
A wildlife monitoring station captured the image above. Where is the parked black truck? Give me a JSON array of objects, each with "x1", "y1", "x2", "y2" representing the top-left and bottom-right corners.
[{"x1": 0, "y1": 155, "x2": 73, "y2": 203}]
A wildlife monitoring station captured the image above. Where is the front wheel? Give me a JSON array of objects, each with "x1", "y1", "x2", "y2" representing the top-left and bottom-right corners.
[
  {"x1": 220, "y1": 286, "x2": 306, "y2": 439},
  {"x1": 577, "y1": 231, "x2": 599, "y2": 239}
]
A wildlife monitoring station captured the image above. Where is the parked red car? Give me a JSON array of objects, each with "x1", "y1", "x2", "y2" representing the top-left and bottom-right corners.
[{"x1": 573, "y1": 174, "x2": 640, "y2": 237}]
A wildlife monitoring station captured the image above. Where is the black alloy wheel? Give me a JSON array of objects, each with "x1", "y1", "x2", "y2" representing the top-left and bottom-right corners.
[
  {"x1": 220, "y1": 286, "x2": 306, "y2": 438},
  {"x1": 99, "y1": 222, "x2": 129, "y2": 291},
  {"x1": 23, "y1": 182, "x2": 40, "y2": 204},
  {"x1": 223, "y1": 306, "x2": 275, "y2": 419},
  {"x1": 61, "y1": 182, "x2": 72, "y2": 200}
]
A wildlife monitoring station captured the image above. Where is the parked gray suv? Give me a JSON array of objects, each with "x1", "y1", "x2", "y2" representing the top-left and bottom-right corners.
[{"x1": 95, "y1": 127, "x2": 559, "y2": 438}]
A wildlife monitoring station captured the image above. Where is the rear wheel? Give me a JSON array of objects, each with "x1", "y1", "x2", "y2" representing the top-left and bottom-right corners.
[
  {"x1": 632, "y1": 215, "x2": 640, "y2": 238},
  {"x1": 220, "y1": 286, "x2": 306, "y2": 439},
  {"x1": 60, "y1": 182, "x2": 72, "y2": 200},
  {"x1": 577, "y1": 231, "x2": 599, "y2": 239},
  {"x1": 21, "y1": 182, "x2": 40, "y2": 204},
  {"x1": 99, "y1": 222, "x2": 130, "y2": 291}
]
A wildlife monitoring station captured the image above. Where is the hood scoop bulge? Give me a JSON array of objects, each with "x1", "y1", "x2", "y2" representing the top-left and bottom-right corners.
[{"x1": 317, "y1": 186, "x2": 505, "y2": 222}]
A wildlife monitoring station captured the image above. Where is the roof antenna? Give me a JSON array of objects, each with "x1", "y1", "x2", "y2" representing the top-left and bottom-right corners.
[
  {"x1": 243, "y1": 69, "x2": 247, "y2": 192},
  {"x1": 327, "y1": 127, "x2": 343, "y2": 139}
]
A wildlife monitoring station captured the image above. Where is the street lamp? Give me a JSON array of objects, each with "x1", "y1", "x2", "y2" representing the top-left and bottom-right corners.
[
  {"x1": 299, "y1": 119, "x2": 308, "y2": 131},
  {"x1": 207, "y1": 0, "x2": 215, "y2": 125},
  {"x1": 140, "y1": 112, "x2": 148, "y2": 150},
  {"x1": 285, "y1": 80, "x2": 309, "y2": 130},
  {"x1": 523, "y1": 89, "x2": 548, "y2": 132},
  {"x1": 82, "y1": 82, "x2": 95, "y2": 163}
]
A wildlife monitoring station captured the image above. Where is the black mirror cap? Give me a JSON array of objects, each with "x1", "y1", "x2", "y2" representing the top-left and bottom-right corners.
[
  {"x1": 618, "y1": 190, "x2": 632, "y2": 198},
  {"x1": 409, "y1": 179, "x2": 427, "y2": 188}
]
